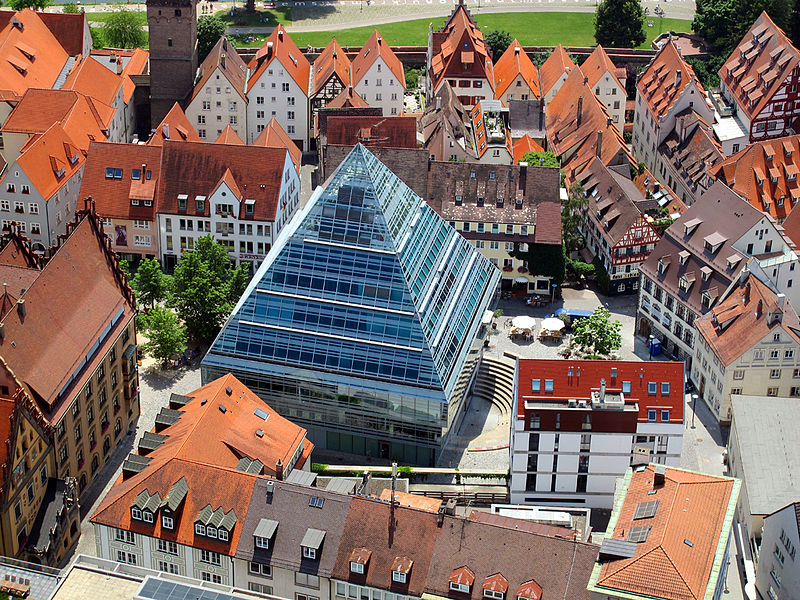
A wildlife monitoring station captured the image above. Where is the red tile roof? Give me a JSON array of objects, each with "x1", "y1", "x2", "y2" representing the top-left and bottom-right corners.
[
  {"x1": 429, "y1": 4, "x2": 493, "y2": 92},
  {"x1": 191, "y1": 36, "x2": 247, "y2": 102},
  {"x1": 351, "y1": 30, "x2": 405, "y2": 89},
  {"x1": 119, "y1": 48, "x2": 148, "y2": 104},
  {"x1": 516, "y1": 359, "x2": 685, "y2": 422},
  {"x1": 513, "y1": 134, "x2": 544, "y2": 163},
  {"x1": 80, "y1": 142, "x2": 162, "y2": 221},
  {"x1": 13, "y1": 123, "x2": 85, "y2": 200},
  {"x1": 312, "y1": 38, "x2": 352, "y2": 95},
  {"x1": 214, "y1": 125, "x2": 244, "y2": 145},
  {"x1": 377, "y1": 489, "x2": 442, "y2": 512},
  {"x1": 494, "y1": 40, "x2": 540, "y2": 100},
  {"x1": 325, "y1": 115, "x2": 417, "y2": 148},
  {"x1": 0, "y1": 11, "x2": 88, "y2": 56},
  {"x1": 157, "y1": 140, "x2": 288, "y2": 221},
  {"x1": 637, "y1": 39, "x2": 707, "y2": 121},
  {"x1": 62, "y1": 54, "x2": 122, "y2": 108},
  {"x1": 538, "y1": 44, "x2": 575, "y2": 98},
  {"x1": 0, "y1": 212, "x2": 135, "y2": 415},
  {"x1": 147, "y1": 103, "x2": 201, "y2": 146},
  {"x1": 0, "y1": 9, "x2": 69, "y2": 96},
  {"x1": 695, "y1": 271, "x2": 800, "y2": 366},
  {"x1": 247, "y1": 25, "x2": 310, "y2": 96},
  {"x1": 253, "y1": 117, "x2": 301, "y2": 172},
  {"x1": 326, "y1": 85, "x2": 368, "y2": 108},
  {"x1": 91, "y1": 373, "x2": 310, "y2": 556},
  {"x1": 580, "y1": 45, "x2": 624, "y2": 91},
  {"x1": 450, "y1": 566, "x2": 475, "y2": 585},
  {"x1": 782, "y1": 195, "x2": 800, "y2": 247},
  {"x1": 710, "y1": 134, "x2": 800, "y2": 221},
  {"x1": 593, "y1": 465, "x2": 738, "y2": 600},
  {"x1": 720, "y1": 12, "x2": 800, "y2": 121}
]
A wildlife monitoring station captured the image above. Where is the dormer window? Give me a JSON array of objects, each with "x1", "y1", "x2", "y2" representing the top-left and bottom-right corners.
[
  {"x1": 657, "y1": 258, "x2": 669, "y2": 275},
  {"x1": 393, "y1": 571, "x2": 407, "y2": 583},
  {"x1": 303, "y1": 547, "x2": 317, "y2": 559},
  {"x1": 516, "y1": 579, "x2": 543, "y2": 600},
  {"x1": 301, "y1": 528, "x2": 325, "y2": 560},
  {"x1": 451, "y1": 582, "x2": 470, "y2": 593},
  {"x1": 131, "y1": 506, "x2": 142, "y2": 521},
  {"x1": 483, "y1": 574, "x2": 508, "y2": 600},
  {"x1": 142, "y1": 510, "x2": 154, "y2": 523},
  {"x1": 449, "y1": 567, "x2": 475, "y2": 594},
  {"x1": 678, "y1": 250, "x2": 689, "y2": 265},
  {"x1": 206, "y1": 526, "x2": 217, "y2": 539},
  {"x1": 177, "y1": 194, "x2": 188, "y2": 210},
  {"x1": 254, "y1": 518, "x2": 278, "y2": 549},
  {"x1": 391, "y1": 556, "x2": 413, "y2": 584},
  {"x1": 162, "y1": 515, "x2": 174, "y2": 530},
  {"x1": 195, "y1": 196, "x2": 206, "y2": 212},
  {"x1": 349, "y1": 548, "x2": 371, "y2": 574},
  {"x1": 195, "y1": 523, "x2": 206, "y2": 536},
  {"x1": 351, "y1": 562, "x2": 365, "y2": 574}
]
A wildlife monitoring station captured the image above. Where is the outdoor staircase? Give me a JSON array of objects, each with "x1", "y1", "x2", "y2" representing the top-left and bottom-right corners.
[{"x1": 470, "y1": 356, "x2": 515, "y2": 419}]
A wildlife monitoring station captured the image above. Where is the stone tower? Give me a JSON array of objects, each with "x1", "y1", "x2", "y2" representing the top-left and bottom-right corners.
[{"x1": 147, "y1": 0, "x2": 198, "y2": 128}]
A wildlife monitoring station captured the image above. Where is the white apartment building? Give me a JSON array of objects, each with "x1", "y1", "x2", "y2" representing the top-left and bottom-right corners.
[
  {"x1": 581, "y1": 45, "x2": 626, "y2": 133},
  {"x1": 755, "y1": 502, "x2": 800, "y2": 600},
  {"x1": 352, "y1": 30, "x2": 406, "y2": 116}
]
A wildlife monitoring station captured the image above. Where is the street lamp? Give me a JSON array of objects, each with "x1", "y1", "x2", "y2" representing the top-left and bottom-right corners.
[
  {"x1": 691, "y1": 394, "x2": 698, "y2": 429},
  {"x1": 648, "y1": 334, "x2": 654, "y2": 360}
]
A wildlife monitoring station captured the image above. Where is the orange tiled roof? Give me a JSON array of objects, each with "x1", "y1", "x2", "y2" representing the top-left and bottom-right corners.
[
  {"x1": 120, "y1": 48, "x2": 149, "y2": 104},
  {"x1": 513, "y1": 134, "x2": 544, "y2": 163},
  {"x1": 720, "y1": 12, "x2": 800, "y2": 121},
  {"x1": 247, "y1": 25, "x2": 310, "y2": 96},
  {"x1": 253, "y1": 117, "x2": 301, "y2": 173},
  {"x1": 430, "y1": 4, "x2": 494, "y2": 92},
  {"x1": 538, "y1": 44, "x2": 575, "y2": 98},
  {"x1": 326, "y1": 85, "x2": 368, "y2": 108},
  {"x1": 595, "y1": 465, "x2": 738, "y2": 600},
  {"x1": 214, "y1": 125, "x2": 244, "y2": 145},
  {"x1": 13, "y1": 123, "x2": 84, "y2": 200},
  {"x1": 147, "y1": 102, "x2": 201, "y2": 146},
  {"x1": 63, "y1": 54, "x2": 123, "y2": 108},
  {"x1": 313, "y1": 38, "x2": 352, "y2": 95},
  {"x1": 191, "y1": 36, "x2": 247, "y2": 102},
  {"x1": 710, "y1": 134, "x2": 800, "y2": 221},
  {"x1": 351, "y1": 30, "x2": 406, "y2": 89},
  {"x1": 494, "y1": 40, "x2": 540, "y2": 100},
  {"x1": 470, "y1": 101, "x2": 512, "y2": 159},
  {"x1": 581, "y1": 45, "x2": 623, "y2": 91},
  {"x1": 695, "y1": 270, "x2": 800, "y2": 366},
  {"x1": 91, "y1": 374, "x2": 311, "y2": 555},
  {"x1": 0, "y1": 9, "x2": 69, "y2": 96},
  {"x1": 546, "y1": 67, "x2": 635, "y2": 181},
  {"x1": 377, "y1": 489, "x2": 443, "y2": 513},
  {"x1": 637, "y1": 39, "x2": 707, "y2": 121}
]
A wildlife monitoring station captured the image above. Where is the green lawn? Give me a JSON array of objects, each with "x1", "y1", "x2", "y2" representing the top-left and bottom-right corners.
[
  {"x1": 214, "y1": 7, "x2": 291, "y2": 27},
  {"x1": 85, "y1": 10, "x2": 148, "y2": 25},
  {"x1": 230, "y1": 12, "x2": 692, "y2": 49}
]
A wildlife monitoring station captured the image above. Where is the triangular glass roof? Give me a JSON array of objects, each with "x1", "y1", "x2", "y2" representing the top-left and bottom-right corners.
[{"x1": 205, "y1": 144, "x2": 499, "y2": 399}]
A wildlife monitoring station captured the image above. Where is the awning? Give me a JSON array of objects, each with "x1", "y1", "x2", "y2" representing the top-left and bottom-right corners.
[
  {"x1": 301, "y1": 528, "x2": 326, "y2": 550},
  {"x1": 254, "y1": 518, "x2": 279, "y2": 540}
]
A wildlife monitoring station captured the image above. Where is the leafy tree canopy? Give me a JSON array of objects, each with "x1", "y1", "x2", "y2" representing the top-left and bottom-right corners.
[
  {"x1": 132, "y1": 258, "x2": 169, "y2": 309},
  {"x1": 9, "y1": 0, "x2": 50, "y2": 10},
  {"x1": 485, "y1": 29, "x2": 513, "y2": 58},
  {"x1": 140, "y1": 306, "x2": 187, "y2": 364},
  {"x1": 62, "y1": 2, "x2": 80, "y2": 13},
  {"x1": 103, "y1": 9, "x2": 146, "y2": 49},
  {"x1": 520, "y1": 151, "x2": 559, "y2": 167},
  {"x1": 693, "y1": 0, "x2": 789, "y2": 57},
  {"x1": 571, "y1": 306, "x2": 622, "y2": 357},
  {"x1": 594, "y1": 0, "x2": 646, "y2": 48},
  {"x1": 197, "y1": 15, "x2": 226, "y2": 63}
]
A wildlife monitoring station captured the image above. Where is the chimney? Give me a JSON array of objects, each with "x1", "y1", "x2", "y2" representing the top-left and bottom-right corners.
[
  {"x1": 744, "y1": 282, "x2": 751, "y2": 303},
  {"x1": 141, "y1": 163, "x2": 147, "y2": 184},
  {"x1": 596, "y1": 130, "x2": 603, "y2": 158},
  {"x1": 436, "y1": 96, "x2": 441, "y2": 111},
  {"x1": 162, "y1": 123, "x2": 169, "y2": 139},
  {"x1": 276, "y1": 459, "x2": 284, "y2": 480},
  {"x1": 278, "y1": 29, "x2": 283, "y2": 41},
  {"x1": 577, "y1": 96, "x2": 583, "y2": 126},
  {"x1": 16, "y1": 299, "x2": 25, "y2": 318},
  {"x1": 653, "y1": 464, "x2": 666, "y2": 486},
  {"x1": 777, "y1": 293, "x2": 786, "y2": 310},
  {"x1": 583, "y1": 75, "x2": 588, "y2": 85},
  {"x1": 221, "y1": 54, "x2": 226, "y2": 69},
  {"x1": 378, "y1": 36, "x2": 382, "y2": 45},
  {"x1": 266, "y1": 41, "x2": 273, "y2": 58},
  {"x1": 676, "y1": 69, "x2": 682, "y2": 86},
  {"x1": 514, "y1": 45, "x2": 520, "y2": 55},
  {"x1": 600, "y1": 378, "x2": 606, "y2": 402},
  {"x1": 756, "y1": 298, "x2": 764, "y2": 319},
  {"x1": 116, "y1": 58, "x2": 123, "y2": 75},
  {"x1": 607, "y1": 117, "x2": 612, "y2": 127}
]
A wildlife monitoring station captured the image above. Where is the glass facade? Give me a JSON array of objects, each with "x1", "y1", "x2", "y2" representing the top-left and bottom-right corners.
[{"x1": 202, "y1": 145, "x2": 500, "y2": 465}]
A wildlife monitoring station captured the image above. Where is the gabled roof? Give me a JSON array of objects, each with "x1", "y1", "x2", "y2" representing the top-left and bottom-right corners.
[
  {"x1": 147, "y1": 103, "x2": 201, "y2": 146},
  {"x1": 580, "y1": 45, "x2": 624, "y2": 91},
  {"x1": 191, "y1": 36, "x2": 247, "y2": 102},
  {"x1": 351, "y1": 30, "x2": 406, "y2": 88},
  {"x1": 429, "y1": 3, "x2": 494, "y2": 92},
  {"x1": 79, "y1": 141, "x2": 162, "y2": 221},
  {"x1": 253, "y1": 117, "x2": 301, "y2": 172},
  {"x1": 493, "y1": 39, "x2": 540, "y2": 100},
  {"x1": 0, "y1": 9, "x2": 69, "y2": 96},
  {"x1": 695, "y1": 270, "x2": 800, "y2": 366},
  {"x1": 0, "y1": 11, "x2": 88, "y2": 57},
  {"x1": 326, "y1": 85, "x2": 368, "y2": 108},
  {"x1": 659, "y1": 109, "x2": 723, "y2": 196},
  {"x1": 91, "y1": 374, "x2": 311, "y2": 555},
  {"x1": 710, "y1": 134, "x2": 800, "y2": 221},
  {"x1": 14, "y1": 123, "x2": 85, "y2": 200},
  {"x1": 546, "y1": 67, "x2": 635, "y2": 181},
  {"x1": 158, "y1": 140, "x2": 289, "y2": 221},
  {"x1": 2, "y1": 88, "x2": 109, "y2": 151},
  {"x1": 247, "y1": 25, "x2": 310, "y2": 96},
  {"x1": 62, "y1": 54, "x2": 122, "y2": 107},
  {"x1": 326, "y1": 115, "x2": 417, "y2": 148},
  {"x1": 590, "y1": 465, "x2": 738, "y2": 600},
  {"x1": 119, "y1": 48, "x2": 148, "y2": 104},
  {"x1": 637, "y1": 39, "x2": 707, "y2": 121},
  {"x1": 512, "y1": 134, "x2": 544, "y2": 163},
  {"x1": 720, "y1": 11, "x2": 800, "y2": 121},
  {"x1": 214, "y1": 125, "x2": 244, "y2": 145},
  {"x1": 538, "y1": 44, "x2": 575, "y2": 98},
  {"x1": 312, "y1": 38, "x2": 352, "y2": 95},
  {"x1": 516, "y1": 358, "x2": 685, "y2": 423},
  {"x1": 782, "y1": 195, "x2": 800, "y2": 247},
  {"x1": 420, "y1": 82, "x2": 474, "y2": 157},
  {"x1": 0, "y1": 210, "x2": 134, "y2": 417}
]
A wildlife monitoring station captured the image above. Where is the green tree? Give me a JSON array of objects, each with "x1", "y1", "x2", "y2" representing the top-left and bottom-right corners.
[
  {"x1": 485, "y1": 29, "x2": 513, "y2": 59},
  {"x1": 571, "y1": 307, "x2": 622, "y2": 357},
  {"x1": 62, "y1": 2, "x2": 79, "y2": 13},
  {"x1": 170, "y1": 251, "x2": 231, "y2": 340},
  {"x1": 693, "y1": 0, "x2": 788, "y2": 57},
  {"x1": 594, "y1": 0, "x2": 645, "y2": 48},
  {"x1": 197, "y1": 15, "x2": 226, "y2": 63},
  {"x1": 562, "y1": 182, "x2": 588, "y2": 252},
  {"x1": 520, "y1": 151, "x2": 559, "y2": 167},
  {"x1": 132, "y1": 257, "x2": 168, "y2": 309},
  {"x1": 9, "y1": 0, "x2": 50, "y2": 10},
  {"x1": 103, "y1": 9, "x2": 146, "y2": 49},
  {"x1": 510, "y1": 242, "x2": 566, "y2": 286},
  {"x1": 140, "y1": 306, "x2": 187, "y2": 365}
]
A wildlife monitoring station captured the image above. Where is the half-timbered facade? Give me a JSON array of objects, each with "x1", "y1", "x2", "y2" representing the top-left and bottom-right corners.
[
  {"x1": 310, "y1": 39, "x2": 351, "y2": 118},
  {"x1": 578, "y1": 158, "x2": 660, "y2": 295}
]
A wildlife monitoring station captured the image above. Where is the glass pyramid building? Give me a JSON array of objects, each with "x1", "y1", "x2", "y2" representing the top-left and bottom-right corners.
[{"x1": 202, "y1": 145, "x2": 500, "y2": 465}]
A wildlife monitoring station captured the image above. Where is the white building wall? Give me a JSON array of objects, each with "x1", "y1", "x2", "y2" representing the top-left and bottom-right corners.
[
  {"x1": 590, "y1": 71, "x2": 625, "y2": 133},
  {"x1": 755, "y1": 504, "x2": 800, "y2": 600},
  {"x1": 496, "y1": 74, "x2": 536, "y2": 105},
  {"x1": 354, "y1": 58, "x2": 404, "y2": 116},
  {"x1": 186, "y1": 67, "x2": 248, "y2": 142},
  {"x1": 246, "y1": 60, "x2": 309, "y2": 150}
]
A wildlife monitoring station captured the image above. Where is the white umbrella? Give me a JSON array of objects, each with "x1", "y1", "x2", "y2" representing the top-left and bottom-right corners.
[
  {"x1": 512, "y1": 315, "x2": 537, "y2": 329},
  {"x1": 542, "y1": 317, "x2": 565, "y2": 331},
  {"x1": 514, "y1": 276, "x2": 529, "y2": 284}
]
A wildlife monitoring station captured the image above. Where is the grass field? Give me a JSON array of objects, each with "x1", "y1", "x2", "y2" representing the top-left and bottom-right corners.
[
  {"x1": 230, "y1": 12, "x2": 692, "y2": 48},
  {"x1": 85, "y1": 11, "x2": 148, "y2": 25},
  {"x1": 214, "y1": 7, "x2": 291, "y2": 27}
]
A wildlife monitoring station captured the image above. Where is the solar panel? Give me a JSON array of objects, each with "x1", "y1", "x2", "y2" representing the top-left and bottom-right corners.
[
  {"x1": 633, "y1": 500, "x2": 660, "y2": 520},
  {"x1": 626, "y1": 525, "x2": 652, "y2": 543}
]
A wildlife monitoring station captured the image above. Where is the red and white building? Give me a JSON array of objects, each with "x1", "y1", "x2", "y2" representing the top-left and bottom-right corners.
[{"x1": 510, "y1": 359, "x2": 685, "y2": 508}]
